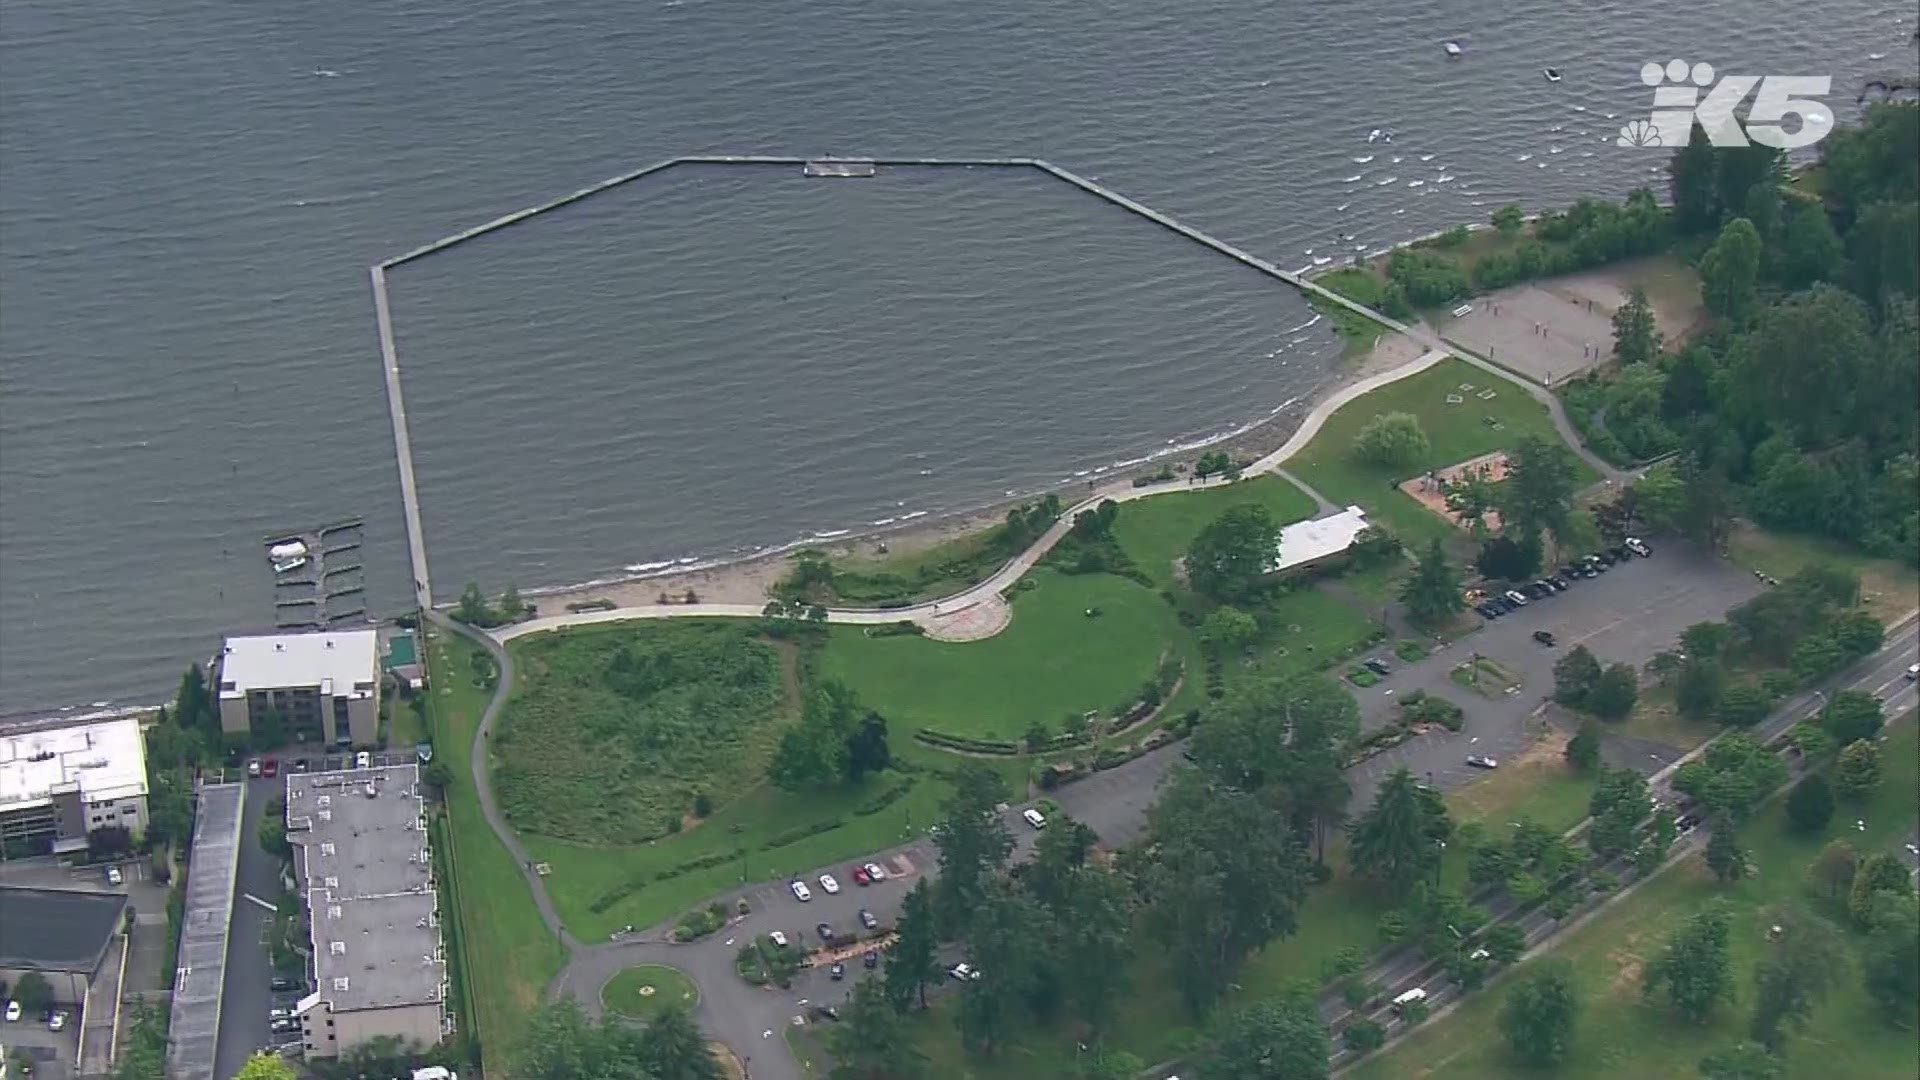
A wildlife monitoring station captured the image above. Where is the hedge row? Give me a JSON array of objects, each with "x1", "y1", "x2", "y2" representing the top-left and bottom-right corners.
[
  {"x1": 589, "y1": 848, "x2": 739, "y2": 912},
  {"x1": 853, "y1": 779, "x2": 916, "y2": 817},
  {"x1": 761, "y1": 816, "x2": 845, "y2": 852},
  {"x1": 915, "y1": 728, "x2": 1022, "y2": 755}
]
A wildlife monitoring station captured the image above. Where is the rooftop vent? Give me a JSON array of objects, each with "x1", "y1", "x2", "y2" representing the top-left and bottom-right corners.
[
  {"x1": 333, "y1": 977, "x2": 350, "y2": 992},
  {"x1": 330, "y1": 941, "x2": 346, "y2": 955}
]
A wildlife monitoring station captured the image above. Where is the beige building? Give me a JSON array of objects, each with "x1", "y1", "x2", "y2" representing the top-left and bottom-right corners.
[
  {"x1": 0, "y1": 712, "x2": 149, "y2": 855},
  {"x1": 217, "y1": 630, "x2": 380, "y2": 747},
  {"x1": 285, "y1": 763, "x2": 449, "y2": 1059}
]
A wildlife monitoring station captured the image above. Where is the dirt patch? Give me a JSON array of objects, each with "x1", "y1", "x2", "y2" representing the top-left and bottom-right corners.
[
  {"x1": 1608, "y1": 937, "x2": 1648, "y2": 997},
  {"x1": 710, "y1": 1042, "x2": 748, "y2": 1080},
  {"x1": 1510, "y1": 726, "x2": 1570, "y2": 769},
  {"x1": 1398, "y1": 449, "x2": 1511, "y2": 531}
]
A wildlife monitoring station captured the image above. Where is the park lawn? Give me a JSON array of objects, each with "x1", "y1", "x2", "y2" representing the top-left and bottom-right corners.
[
  {"x1": 1349, "y1": 717, "x2": 1920, "y2": 1080},
  {"x1": 1444, "y1": 726, "x2": 1596, "y2": 835},
  {"x1": 530, "y1": 745, "x2": 1026, "y2": 942},
  {"x1": 1341, "y1": 556, "x2": 1410, "y2": 604},
  {"x1": 1243, "y1": 585, "x2": 1382, "y2": 676},
  {"x1": 819, "y1": 570, "x2": 1180, "y2": 742},
  {"x1": 601, "y1": 963, "x2": 699, "y2": 1021},
  {"x1": 387, "y1": 696, "x2": 427, "y2": 749},
  {"x1": 1288, "y1": 358, "x2": 1597, "y2": 547},
  {"x1": 1109, "y1": 474, "x2": 1320, "y2": 589},
  {"x1": 1615, "y1": 683, "x2": 1718, "y2": 755},
  {"x1": 423, "y1": 627, "x2": 567, "y2": 1064},
  {"x1": 1309, "y1": 268, "x2": 1396, "y2": 357},
  {"x1": 1726, "y1": 524, "x2": 1920, "y2": 627}
]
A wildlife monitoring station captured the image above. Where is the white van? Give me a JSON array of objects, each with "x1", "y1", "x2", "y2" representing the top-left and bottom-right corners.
[
  {"x1": 1021, "y1": 808, "x2": 1047, "y2": 830},
  {"x1": 1391, "y1": 987, "x2": 1428, "y2": 1012},
  {"x1": 355, "y1": 750, "x2": 372, "y2": 769}
]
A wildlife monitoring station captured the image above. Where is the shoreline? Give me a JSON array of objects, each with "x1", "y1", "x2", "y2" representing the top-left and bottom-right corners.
[{"x1": 523, "y1": 331, "x2": 1428, "y2": 618}]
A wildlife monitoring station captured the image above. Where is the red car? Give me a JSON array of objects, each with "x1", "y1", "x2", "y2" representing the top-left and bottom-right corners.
[
  {"x1": 261, "y1": 758, "x2": 279, "y2": 778},
  {"x1": 851, "y1": 866, "x2": 871, "y2": 886}
]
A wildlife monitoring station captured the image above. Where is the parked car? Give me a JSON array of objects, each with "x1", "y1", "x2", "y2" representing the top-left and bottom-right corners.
[
  {"x1": 1908, "y1": 663, "x2": 1919, "y2": 682},
  {"x1": 262, "y1": 757, "x2": 278, "y2": 778},
  {"x1": 768, "y1": 930, "x2": 789, "y2": 948},
  {"x1": 1533, "y1": 630, "x2": 1556, "y2": 647},
  {"x1": 789, "y1": 880, "x2": 812, "y2": 902},
  {"x1": 818, "y1": 873, "x2": 841, "y2": 895},
  {"x1": 1548, "y1": 575, "x2": 1571, "y2": 590},
  {"x1": 1526, "y1": 582, "x2": 1552, "y2": 599},
  {"x1": 949, "y1": 963, "x2": 982, "y2": 981},
  {"x1": 1475, "y1": 603, "x2": 1500, "y2": 619},
  {"x1": 47, "y1": 1011, "x2": 66, "y2": 1032},
  {"x1": 816, "y1": 922, "x2": 835, "y2": 943},
  {"x1": 269, "y1": 1007, "x2": 294, "y2": 1021},
  {"x1": 248, "y1": 759, "x2": 262, "y2": 777},
  {"x1": 863, "y1": 949, "x2": 879, "y2": 969},
  {"x1": 5, "y1": 1000, "x2": 21, "y2": 1022},
  {"x1": 354, "y1": 750, "x2": 372, "y2": 769},
  {"x1": 852, "y1": 865, "x2": 871, "y2": 886},
  {"x1": 1504, "y1": 590, "x2": 1529, "y2": 606},
  {"x1": 830, "y1": 962, "x2": 845, "y2": 981},
  {"x1": 859, "y1": 908, "x2": 879, "y2": 931},
  {"x1": 862, "y1": 861, "x2": 887, "y2": 881},
  {"x1": 291, "y1": 758, "x2": 310, "y2": 773},
  {"x1": 269, "y1": 1017, "x2": 297, "y2": 1034},
  {"x1": 1466, "y1": 754, "x2": 1499, "y2": 769},
  {"x1": 1624, "y1": 537, "x2": 1651, "y2": 557},
  {"x1": 1021, "y1": 807, "x2": 1047, "y2": 830},
  {"x1": 1364, "y1": 657, "x2": 1392, "y2": 676},
  {"x1": 105, "y1": 865, "x2": 124, "y2": 886}
]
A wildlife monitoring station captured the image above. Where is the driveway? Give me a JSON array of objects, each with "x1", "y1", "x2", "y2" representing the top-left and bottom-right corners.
[{"x1": 212, "y1": 774, "x2": 294, "y2": 1079}]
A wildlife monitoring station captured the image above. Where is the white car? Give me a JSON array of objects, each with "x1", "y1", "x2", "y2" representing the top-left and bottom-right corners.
[
  {"x1": 862, "y1": 861, "x2": 886, "y2": 881},
  {"x1": 1907, "y1": 663, "x2": 1918, "y2": 681},
  {"x1": 818, "y1": 873, "x2": 840, "y2": 895},
  {"x1": 767, "y1": 930, "x2": 789, "y2": 948},
  {"x1": 106, "y1": 865, "x2": 124, "y2": 886},
  {"x1": 48, "y1": 1011, "x2": 67, "y2": 1032},
  {"x1": 1503, "y1": 590, "x2": 1529, "y2": 607},
  {"x1": 789, "y1": 880, "x2": 812, "y2": 902},
  {"x1": 948, "y1": 962, "x2": 982, "y2": 981},
  {"x1": 5, "y1": 1000, "x2": 20, "y2": 1022},
  {"x1": 355, "y1": 750, "x2": 372, "y2": 769},
  {"x1": 1466, "y1": 755, "x2": 1499, "y2": 769},
  {"x1": 248, "y1": 759, "x2": 262, "y2": 777},
  {"x1": 1021, "y1": 808, "x2": 1047, "y2": 829}
]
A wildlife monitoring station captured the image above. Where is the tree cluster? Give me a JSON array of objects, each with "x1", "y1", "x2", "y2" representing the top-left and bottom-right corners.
[
  {"x1": 511, "y1": 998, "x2": 720, "y2": 1080},
  {"x1": 1551, "y1": 645, "x2": 1638, "y2": 720},
  {"x1": 1185, "y1": 503, "x2": 1280, "y2": 601},
  {"x1": 767, "y1": 679, "x2": 890, "y2": 791},
  {"x1": 1671, "y1": 735, "x2": 1788, "y2": 823}
]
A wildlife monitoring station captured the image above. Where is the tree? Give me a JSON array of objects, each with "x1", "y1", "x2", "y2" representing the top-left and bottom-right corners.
[
  {"x1": 1500, "y1": 959, "x2": 1580, "y2": 1068},
  {"x1": 1588, "y1": 768, "x2": 1650, "y2": 857},
  {"x1": 1784, "y1": 774, "x2": 1835, "y2": 835},
  {"x1": 1349, "y1": 769, "x2": 1451, "y2": 893},
  {"x1": 1833, "y1": 740, "x2": 1882, "y2": 802},
  {"x1": 1789, "y1": 720, "x2": 1836, "y2": 762},
  {"x1": 955, "y1": 880, "x2": 1047, "y2": 1055},
  {"x1": 1700, "y1": 217, "x2": 1763, "y2": 320},
  {"x1": 931, "y1": 766, "x2": 1013, "y2": 937},
  {"x1": 769, "y1": 681, "x2": 887, "y2": 790},
  {"x1": 1611, "y1": 286, "x2": 1662, "y2": 365},
  {"x1": 1483, "y1": 921, "x2": 1528, "y2": 966},
  {"x1": 1715, "y1": 682, "x2": 1770, "y2": 728},
  {"x1": 1500, "y1": 435, "x2": 1579, "y2": 546},
  {"x1": 1187, "y1": 504, "x2": 1280, "y2": 601},
  {"x1": 1476, "y1": 533, "x2": 1544, "y2": 581},
  {"x1": 1199, "y1": 993, "x2": 1328, "y2": 1080},
  {"x1": 844, "y1": 711, "x2": 891, "y2": 782},
  {"x1": 1777, "y1": 202, "x2": 1845, "y2": 288},
  {"x1": 1552, "y1": 646, "x2": 1602, "y2": 708},
  {"x1": 1343, "y1": 1017, "x2": 1386, "y2": 1054},
  {"x1": 1565, "y1": 723, "x2": 1602, "y2": 772},
  {"x1": 1699, "y1": 1042, "x2": 1785, "y2": 1080},
  {"x1": 639, "y1": 1003, "x2": 723, "y2": 1080},
  {"x1": 1861, "y1": 894, "x2": 1920, "y2": 1021},
  {"x1": 885, "y1": 879, "x2": 939, "y2": 1011},
  {"x1": 1749, "y1": 913, "x2": 1842, "y2": 1052},
  {"x1": 1140, "y1": 768, "x2": 1313, "y2": 1016},
  {"x1": 1822, "y1": 691, "x2": 1884, "y2": 748},
  {"x1": 1492, "y1": 203, "x2": 1526, "y2": 235},
  {"x1": 1047, "y1": 862, "x2": 1136, "y2": 1033},
  {"x1": 827, "y1": 973, "x2": 919, "y2": 1078},
  {"x1": 11, "y1": 972, "x2": 51, "y2": 1014},
  {"x1": 1678, "y1": 456, "x2": 1736, "y2": 552},
  {"x1": 1727, "y1": 286, "x2": 1875, "y2": 448},
  {"x1": 234, "y1": 1057, "x2": 298, "y2": 1080},
  {"x1": 1805, "y1": 839, "x2": 1859, "y2": 903},
  {"x1": 1675, "y1": 657, "x2": 1725, "y2": 719},
  {"x1": 1400, "y1": 538, "x2": 1465, "y2": 628},
  {"x1": 1643, "y1": 905, "x2": 1735, "y2": 1023},
  {"x1": 1189, "y1": 672, "x2": 1358, "y2": 861},
  {"x1": 1352, "y1": 411, "x2": 1431, "y2": 470},
  {"x1": 1587, "y1": 663, "x2": 1639, "y2": 720},
  {"x1": 1200, "y1": 606, "x2": 1260, "y2": 656},
  {"x1": 456, "y1": 582, "x2": 493, "y2": 626},
  {"x1": 1706, "y1": 818, "x2": 1748, "y2": 883},
  {"x1": 499, "y1": 583, "x2": 526, "y2": 620},
  {"x1": 512, "y1": 999, "x2": 649, "y2": 1079},
  {"x1": 1668, "y1": 123, "x2": 1718, "y2": 232},
  {"x1": 1848, "y1": 853, "x2": 1912, "y2": 927},
  {"x1": 1632, "y1": 464, "x2": 1687, "y2": 531}
]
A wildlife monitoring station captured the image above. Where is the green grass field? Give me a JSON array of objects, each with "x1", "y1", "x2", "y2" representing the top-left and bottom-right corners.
[
  {"x1": 1310, "y1": 268, "x2": 1396, "y2": 357},
  {"x1": 818, "y1": 570, "x2": 1180, "y2": 742},
  {"x1": 1288, "y1": 358, "x2": 1597, "y2": 546},
  {"x1": 1349, "y1": 718, "x2": 1920, "y2": 1080},
  {"x1": 1243, "y1": 585, "x2": 1381, "y2": 676},
  {"x1": 424, "y1": 627, "x2": 567, "y2": 1065},
  {"x1": 601, "y1": 964, "x2": 700, "y2": 1021},
  {"x1": 1108, "y1": 474, "x2": 1320, "y2": 588},
  {"x1": 1727, "y1": 524, "x2": 1920, "y2": 627}
]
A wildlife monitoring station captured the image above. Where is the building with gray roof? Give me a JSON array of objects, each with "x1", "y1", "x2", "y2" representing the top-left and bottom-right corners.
[{"x1": 284, "y1": 763, "x2": 448, "y2": 1058}]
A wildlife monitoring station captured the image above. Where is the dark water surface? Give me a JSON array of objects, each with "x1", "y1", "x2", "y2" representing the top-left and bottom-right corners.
[{"x1": 1, "y1": 0, "x2": 1910, "y2": 710}]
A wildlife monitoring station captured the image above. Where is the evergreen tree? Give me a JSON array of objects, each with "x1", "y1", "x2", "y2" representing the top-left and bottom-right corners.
[
  {"x1": 1610, "y1": 286, "x2": 1662, "y2": 364},
  {"x1": 1400, "y1": 538, "x2": 1465, "y2": 628},
  {"x1": 1706, "y1": 818, "x2": 1747, "y2": 882},
  {"x1": 1701, "y1": 218, "x2": 1763, "y2": 321},
  {"x1": 1349, "y1": 769, "x2": 1450, "y2": 893}
]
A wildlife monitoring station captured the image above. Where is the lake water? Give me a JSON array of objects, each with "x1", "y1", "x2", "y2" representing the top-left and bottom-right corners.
[{"x1": 0, "y1": 0, "x2": 1909, "y2": 711}]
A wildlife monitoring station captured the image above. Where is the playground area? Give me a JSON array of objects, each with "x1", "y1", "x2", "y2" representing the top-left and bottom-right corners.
[{"x1": 1398, "y1": 449, "x2": 1510, "y2": 531}]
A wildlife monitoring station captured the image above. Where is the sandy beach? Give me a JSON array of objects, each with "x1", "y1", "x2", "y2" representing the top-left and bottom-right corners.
[{"x1": 526, "y1": 330, "x2": 1428, "y2": 619}]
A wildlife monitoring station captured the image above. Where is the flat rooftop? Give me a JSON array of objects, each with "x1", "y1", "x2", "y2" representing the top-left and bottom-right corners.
[
  {"x1": 286, "y1": 764, "x2": 445, "y2": 1014},
  {"x1": 218, "y1": 630, "x2": 378, "y2": 700},
  {"x1": 0, "y1": 713, "x2": 148, "y2": 812},
  {"x1": 1272, "y1": 505, "x2": 1371, "y2": 573},
  {"x1": 0, "y1": 885, "x2": 127, "y2": 973}
]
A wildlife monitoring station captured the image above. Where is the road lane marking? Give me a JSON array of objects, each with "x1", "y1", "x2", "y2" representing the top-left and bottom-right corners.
[{"x1": 242, "y1": 893, "x2": 277, "y2": 913}]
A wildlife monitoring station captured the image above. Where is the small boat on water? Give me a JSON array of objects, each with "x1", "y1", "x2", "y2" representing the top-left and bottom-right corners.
[
  {"x1": 1444, "y1": 42, "x2": 1463, "y2": 57},
  {"x1": 268, "y1": 539, "x2": 308, "y2": 561},
  {"x1": 273, "y1": 555, "x2": 310, "y2": 575},
  {"x1": 1544, "y1": 67, "x2": 1563, "y2": 82}
]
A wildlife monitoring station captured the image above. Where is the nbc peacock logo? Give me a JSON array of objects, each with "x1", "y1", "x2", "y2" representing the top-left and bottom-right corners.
[{"x1": 1615, "y1": 119, "x2": 1662, "y2": 148}]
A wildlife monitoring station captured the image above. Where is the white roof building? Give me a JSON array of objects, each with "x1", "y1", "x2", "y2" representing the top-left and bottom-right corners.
[
  {"x1": 1270, "y1": 506, "x2": 1372, "y2": 574},
  {"x1": 0, "y1": 715, "x2": 149, "y2": 814},
  {"x1": 218, "y1": 630, "x2": 379, "y2": 702}
]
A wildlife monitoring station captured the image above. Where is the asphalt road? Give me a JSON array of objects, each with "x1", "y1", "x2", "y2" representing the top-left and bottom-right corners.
[{"x1": 211, "y1": 775, "x2": 286, "y2": 1080}]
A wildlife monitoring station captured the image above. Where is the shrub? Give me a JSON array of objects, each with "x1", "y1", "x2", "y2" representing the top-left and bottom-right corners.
[
  {"x1": 852, "y1": 779, "x2": 916, "y2": 817},
  {"x1": 761, "y1": 818, "x2": 845, "y2": 851}
]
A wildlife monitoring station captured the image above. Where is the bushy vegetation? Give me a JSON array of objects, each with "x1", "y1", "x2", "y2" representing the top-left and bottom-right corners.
[
  {"x1": 776, "y1": 496, "x2": 1062, "y2": 606},
  {"x1": 495, "y1": 621, "x2": 789, "y2": 844}
]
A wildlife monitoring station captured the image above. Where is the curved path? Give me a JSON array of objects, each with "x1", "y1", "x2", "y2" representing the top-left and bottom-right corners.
[{"x1": 450, "y1": 313, "x2": 1630, "y2": 1077}]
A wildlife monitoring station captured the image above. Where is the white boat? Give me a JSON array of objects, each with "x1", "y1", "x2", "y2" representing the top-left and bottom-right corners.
[
  {"x1": 1544, "y1": 67, "x2": 1563, "y2": 82},
  {"x1": 268, "y1": 540, "x2": 308, "y2": 560},
  {"x1": 1444, "y1": 42, "x2": 1463, "y2": 57}
]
